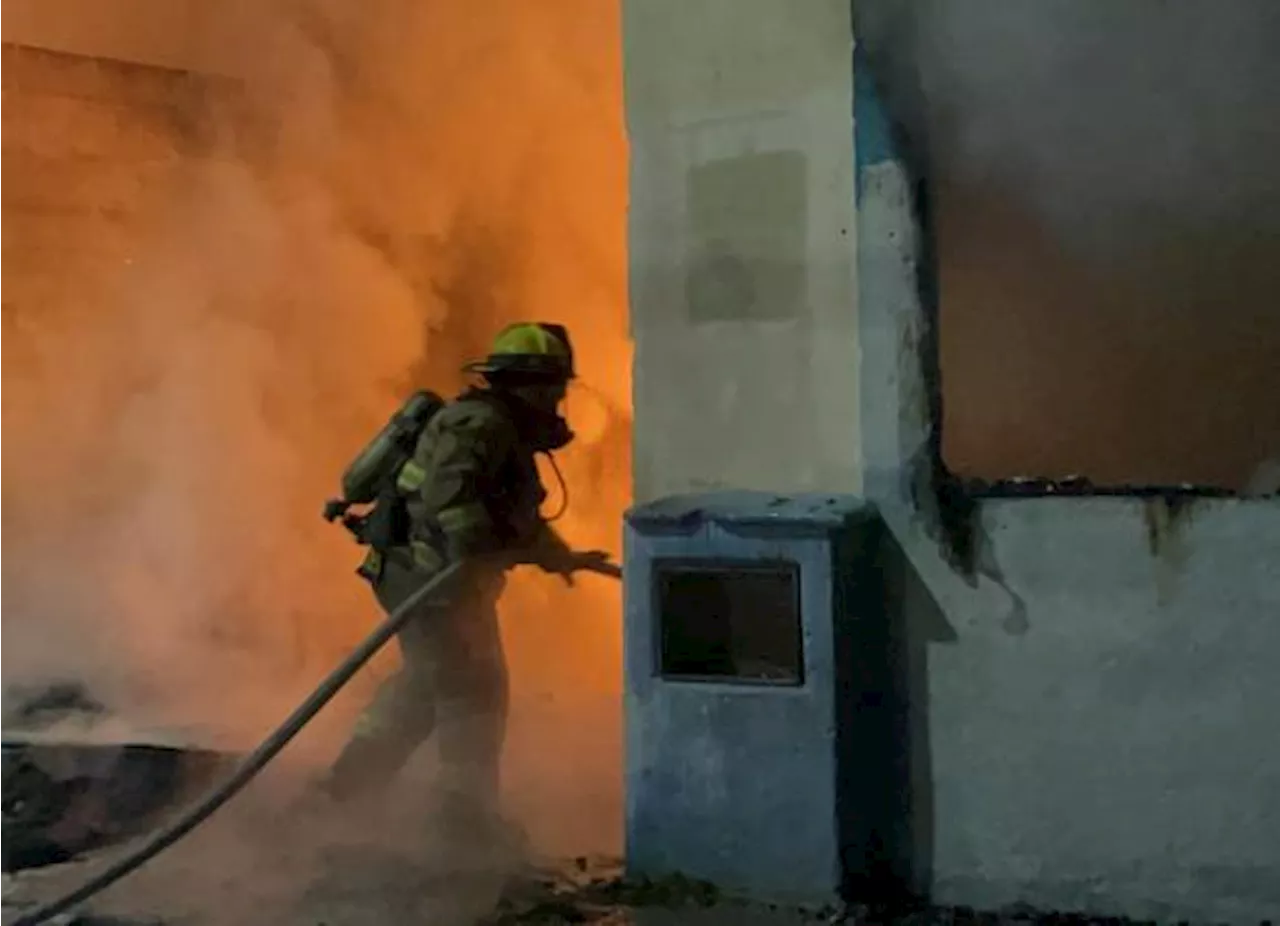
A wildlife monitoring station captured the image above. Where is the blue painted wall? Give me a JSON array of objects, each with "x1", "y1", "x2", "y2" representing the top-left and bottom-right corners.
[{"x1": 853, "y1": 44, "x2": 897, "y2": 198}]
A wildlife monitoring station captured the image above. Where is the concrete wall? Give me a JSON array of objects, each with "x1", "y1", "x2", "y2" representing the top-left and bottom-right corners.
[{"x1": 623, "y1": 2, "x2": 1280, "y2": 922}]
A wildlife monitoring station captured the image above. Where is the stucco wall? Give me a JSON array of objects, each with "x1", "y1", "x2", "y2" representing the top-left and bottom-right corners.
[
  {"x1": 624, "y1": 0, "x2": 861, "y2": 502},
  {"x1": 623, "y1": 3, "x2": 1280, "y2": 923}
]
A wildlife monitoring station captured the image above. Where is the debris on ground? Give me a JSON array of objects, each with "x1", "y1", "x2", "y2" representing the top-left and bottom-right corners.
[
  {"x1": 481, "y1": 857, "x2": 723, "y2": 924},
  {"x1": 478, "y1": 858, "x2": 1191, "y2": 926}
]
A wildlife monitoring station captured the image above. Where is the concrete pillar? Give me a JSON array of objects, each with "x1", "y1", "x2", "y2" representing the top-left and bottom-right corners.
[{"x1": 624, "y1": 0, "x2": 862, "y2": 503}]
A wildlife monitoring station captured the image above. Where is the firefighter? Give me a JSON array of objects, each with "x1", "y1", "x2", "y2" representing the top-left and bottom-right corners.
[{"x1": 319, "y1": 322, "x2": 612, "y2": 838}]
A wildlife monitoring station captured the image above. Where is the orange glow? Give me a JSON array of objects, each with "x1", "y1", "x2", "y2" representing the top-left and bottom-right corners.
[{"x1": 1, "y1": 1, "x2": 628, "y2": 855}]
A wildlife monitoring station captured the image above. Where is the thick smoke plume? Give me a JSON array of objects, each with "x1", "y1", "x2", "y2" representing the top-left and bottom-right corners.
[
  {"x1": 856, "y1": 0, "x2": 1280, "y2": 488},
  {"x1": 2, "y1": 0, "x2": 628, "y2": 865}
]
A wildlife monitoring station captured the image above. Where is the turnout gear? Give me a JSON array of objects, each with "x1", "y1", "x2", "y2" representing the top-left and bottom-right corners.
[
  {"x1": 319, "y1": 322, "x2": 614, "y2": 821},
  {"x1": 390, "y1": 389, "x2": 557, "y2": 574},
  {"x1": 323, "y1": 557, "x2": 508, "y2": 814}
]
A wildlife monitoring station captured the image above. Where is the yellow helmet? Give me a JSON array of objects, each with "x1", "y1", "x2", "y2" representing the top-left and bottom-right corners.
[{"x1": 464, "y1": 322, "x2": 575, "y2": 381}]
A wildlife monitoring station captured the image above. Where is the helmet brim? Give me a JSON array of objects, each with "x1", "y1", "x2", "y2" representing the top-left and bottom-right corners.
[{"x1": 463, "y1": 355, "x2": 574, "y2": 380}]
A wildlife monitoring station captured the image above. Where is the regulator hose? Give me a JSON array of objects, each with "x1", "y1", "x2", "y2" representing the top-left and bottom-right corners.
[{"x1": 14, "y1": 560, "x2": 465, "y2": 926}]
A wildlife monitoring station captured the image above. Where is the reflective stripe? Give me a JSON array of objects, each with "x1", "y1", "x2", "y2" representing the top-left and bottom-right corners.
[
  {"x1": 395, "y1": 459, "x2": 427, "y2": 493},
  {"x1": 357, "y1": 549, "x2": 383, "y2": 582},
  {"x1": 410, "y1": 540, "x2": 444, "y2": 572},
  {"x1": 437, "y1": 502, "x2": 490, "y2": 533}
]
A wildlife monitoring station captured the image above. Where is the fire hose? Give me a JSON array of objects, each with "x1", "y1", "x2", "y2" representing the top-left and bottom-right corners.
[{"x1": 16, "y1": 559, "x2": 494, "y2": 926}]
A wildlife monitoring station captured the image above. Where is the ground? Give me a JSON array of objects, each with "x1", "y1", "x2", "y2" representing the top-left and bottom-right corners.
[
  {"x1": 1, "y1": 774, "x2": 1198, "y2": 926},
  {"x1": 4, "y1": 846, "x2": 1187, "y2": 926},
  {"x1": 0, "y1": 708, "x2": 1197, "y2": 926}
]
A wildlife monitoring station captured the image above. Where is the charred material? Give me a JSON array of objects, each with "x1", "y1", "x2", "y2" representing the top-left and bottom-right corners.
[
  {"x1": 4, "y1": 682, "x2": 238, "y2": 873},
  {"x1": 2, "y1": 739, "x2": 235, "y2": 873},
  {"x1": 957, "y1": 478, "x2": 1244, "y2": 500}
]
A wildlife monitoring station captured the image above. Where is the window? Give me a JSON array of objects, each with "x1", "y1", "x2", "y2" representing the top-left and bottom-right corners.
[{"x1": 654, "y1": 560, "x2": 804, "y2": 686}]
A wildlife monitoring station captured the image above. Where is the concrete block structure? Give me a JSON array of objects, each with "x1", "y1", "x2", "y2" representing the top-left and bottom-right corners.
[{"x1": 623, "y1": 492, "x2": 888, "y2": 903}]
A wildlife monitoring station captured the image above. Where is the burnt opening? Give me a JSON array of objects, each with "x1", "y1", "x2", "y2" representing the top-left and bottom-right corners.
[
  {"x1": 654, "y1": 560, "x2": 804, "y2": 686},
  {"x1": 855, "y1": 0, "x2": 1280, "y2": 497}
]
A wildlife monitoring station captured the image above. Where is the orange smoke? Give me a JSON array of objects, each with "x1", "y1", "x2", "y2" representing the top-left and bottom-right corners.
[{"x1": 1, "y1": 1, "x2": 628, "y2": 855}]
